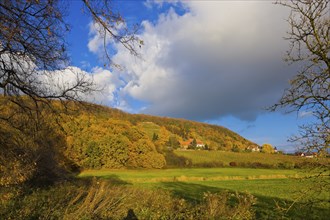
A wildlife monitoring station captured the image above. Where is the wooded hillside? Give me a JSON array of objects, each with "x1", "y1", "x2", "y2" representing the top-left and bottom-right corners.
[
  {"x1": 59, "y1": 102, "x2": 257, "y2": 169},
  {"x1": 0, "y1": 98, "x2": 257, "y2": 185}
]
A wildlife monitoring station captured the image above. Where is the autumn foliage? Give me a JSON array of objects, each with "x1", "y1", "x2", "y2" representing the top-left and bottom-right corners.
[
  {"x1": 0, "y1": 99, "x2": 257, "y2": 185},
  {"x1": 59, "y1": 103, "x2": 256, "y2": 170}
]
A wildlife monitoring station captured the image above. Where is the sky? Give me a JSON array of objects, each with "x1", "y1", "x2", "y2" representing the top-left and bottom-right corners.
[{"x1": 63, "y1": 0, "x2": 314, "y2": 153}]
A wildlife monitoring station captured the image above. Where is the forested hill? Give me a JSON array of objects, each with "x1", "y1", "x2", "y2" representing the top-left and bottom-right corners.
[
  {"x1": 58, "y1": 103, "x2": 258, "y2": 169},
  {"x1": 1, "y1": 98, "x2": 258, "y2": 178}
]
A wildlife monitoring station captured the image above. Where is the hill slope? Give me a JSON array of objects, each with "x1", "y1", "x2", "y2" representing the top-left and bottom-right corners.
[
  {"x1": 0, "y1": 98, "x2": 257, "y2": 174},
  {"x1": 59, "y1": 103, "x2": 257, "y2": 169}
]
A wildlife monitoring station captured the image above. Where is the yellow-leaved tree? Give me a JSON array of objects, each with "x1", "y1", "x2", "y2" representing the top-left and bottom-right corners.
[{"x1": 261, "y1": 144, "x2": 275, "y2": 154}]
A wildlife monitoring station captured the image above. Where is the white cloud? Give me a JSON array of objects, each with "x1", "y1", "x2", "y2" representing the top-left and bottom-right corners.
[
  {"x1": 87, "y1": 22, "x2": 105, "y2": 54},
  {"x1": 39, "y1": 66, "x2": 123, "y2": 107},
  {"x1": 89, "y1": 1, "x2": 295, "y2": 121},
  {"x1": 88, "y1": 21, "x2": 127, "y2": 57},
  {"x1": 298, "y1": 111, "x2": 314, "y2": 118}
]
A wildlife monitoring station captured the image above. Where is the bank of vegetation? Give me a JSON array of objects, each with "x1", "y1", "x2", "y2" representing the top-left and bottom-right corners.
[
  {"x1": 174, "y1": 150, "x2": 329, "y2": 169},
  {"x1": 1, "y1": 98, "x2": 328, "y2": 186}
]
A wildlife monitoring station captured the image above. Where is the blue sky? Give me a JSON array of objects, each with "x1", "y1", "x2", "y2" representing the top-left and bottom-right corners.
[{"x1": 63, "y1": 0, "x2": 313, "y2": 153}]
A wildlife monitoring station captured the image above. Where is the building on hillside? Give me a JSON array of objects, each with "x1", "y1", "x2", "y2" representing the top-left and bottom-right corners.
[
  {"x1": 300, "y1": 152, "x2": 317, "y2": 158},
  {"x1": 180, "y1": 139, "x2": 192, "y2": 150},
  {"x1": 196, "y1": 140, "x2": 205, "y2": 148},
  {"x1": 246, "y1": 145, "x2": 260, "y2": 152},
  {"x1": 180, "y1": 139, "x2": 205, "y2": 150}
]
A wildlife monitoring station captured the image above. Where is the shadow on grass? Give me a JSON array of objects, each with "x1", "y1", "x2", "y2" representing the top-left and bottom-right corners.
[
  {"x1": 160, "y1": 181, "x2": 330, "y2": 220},
  {"x1": 160, "y1": 181, "x2": 221, "y2": 202},
  {"x1": 254, "y1": 193, "x2": 330, "y2": 220}
]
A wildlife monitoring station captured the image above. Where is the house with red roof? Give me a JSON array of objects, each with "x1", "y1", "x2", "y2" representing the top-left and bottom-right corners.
[{"x1": 180, "y1": 139, "x2": 205, "y2": 150}]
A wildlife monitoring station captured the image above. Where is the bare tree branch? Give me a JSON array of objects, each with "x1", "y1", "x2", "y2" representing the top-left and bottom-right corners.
[
  {"x1": 272, "y1": 0, "x2": 329, "y2": 155},
  {"x1": 0, "y1": 0, "x2": 141, "y2": 185}
]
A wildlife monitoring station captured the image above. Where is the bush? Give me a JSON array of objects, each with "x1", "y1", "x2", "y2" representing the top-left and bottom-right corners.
[
  {"x1": 196, "y1": 161, "x2": 225, "y2": 168},
  {"x1": 164, "y1": 151, "x2": 192, "y2": 168},
  {"x1": 231, "y1": 146, "x2": 240, "y2": 152},
  {"x1": 254, "y1": 162, "x2": 273, "y2": 169},
  {"x1": 294, "y1": 161, "x2": 323, "y2": 169},
  {"x1": 229, "y1": 161, "x2": 237, "y2": 167},
  {"x1": 278, "y1": 162, "x2": 295, "y2": 169}
]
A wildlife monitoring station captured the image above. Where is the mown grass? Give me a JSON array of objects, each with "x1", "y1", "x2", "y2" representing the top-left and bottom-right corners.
[
  {"x1": 78, "y1": 168, "x2": 323, "y2": 201},
  {"x1": 174, "y1": 150, "x2": 328, "y2": 168},
  {"x1": 79, "y1": 167, "x2": 300, "y2": 183},
  {"x1": 79, "y1": 167, "x2": 330, "y2": 219}
]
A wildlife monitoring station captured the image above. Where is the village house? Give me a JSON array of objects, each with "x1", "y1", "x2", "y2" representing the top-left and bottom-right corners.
[
  {"x1": 180, "y1": 139, "x2": 205, "y2": 150},
  {"x1": 299, "y1": 152, "x2": 317, "y2": 158},
  {"x1": 246, "y1": 145, "x2": 260, "y2": 152},
  {"x1": 196, "y1": 140, "x2": 205, "y2": 148}
]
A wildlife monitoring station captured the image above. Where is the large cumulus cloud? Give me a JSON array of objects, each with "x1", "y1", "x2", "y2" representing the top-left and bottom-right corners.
[
  {"x1": 43, "y1": 66, "x2": 124, "y2": 107},
  {"x1": 93, "y1": 1, "x2": 295, "y2": 121}
]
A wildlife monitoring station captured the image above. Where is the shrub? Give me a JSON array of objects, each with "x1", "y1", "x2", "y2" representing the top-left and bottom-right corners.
[
  {"x1": 164, "y1": 151, "x2": 192, "y2": 168},
  {"x1": 196, "y1": 161, "x2": 225, "y2": 168},
  {"x1": 294, "y1": 161, "x2": 322, "y2": 169},
  {"x1": 231, "y1": 146, "x2": 240, "y2": 152},
  {"x1": 278, "y1": 162, "x2": 295, "y2": 169},
  {"x1": 229, "y1": 161, "x2": 237, "y2": 167}
]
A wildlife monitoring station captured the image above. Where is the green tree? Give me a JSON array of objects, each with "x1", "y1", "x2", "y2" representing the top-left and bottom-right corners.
[
  {"x1": 231, "y1": 145, "x2": 240, "y2": 153},
  {"x1": 166, "y1": 136, "x2": 180, "y2": 149},
  {"x1": 152, "y1": 133, "x2": 159, "y2": 141},
  {"x1": 188, "y1": 138, "x2": 197, "y2": 150}
]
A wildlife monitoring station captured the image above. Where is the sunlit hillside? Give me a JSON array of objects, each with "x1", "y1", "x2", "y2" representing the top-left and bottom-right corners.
[{"x1": 59, "y1": 102, "x2": 258, "y2": 170}]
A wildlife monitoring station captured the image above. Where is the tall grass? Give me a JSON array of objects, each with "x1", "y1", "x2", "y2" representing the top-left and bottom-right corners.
[{"x1": 0, "y1": 179, "x2": 256, "y2": 219}]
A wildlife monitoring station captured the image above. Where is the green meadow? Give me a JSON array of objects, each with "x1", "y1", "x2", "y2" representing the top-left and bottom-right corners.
[
  {"x1": 79, "y1": 167, "x2": 300, "y2": 182},
  {"x1": 174, "y1": 150, "x2": 324, "y2": 168},
  {"x1": 79, "y1": 167, "x2": 330, "y2": 219}
]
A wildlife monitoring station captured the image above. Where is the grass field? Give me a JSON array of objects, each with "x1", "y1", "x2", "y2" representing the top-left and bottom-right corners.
[
  {"x1": 174, "y1": 150, "x2": 327, "y2": 168},
  {"x1": 79, "y1": 167, "x2": 300, "y2": 182},
  {"x1": 79, "y1": 167, "x2": 330, "y2": 219}
]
